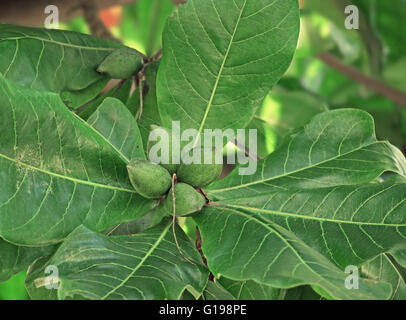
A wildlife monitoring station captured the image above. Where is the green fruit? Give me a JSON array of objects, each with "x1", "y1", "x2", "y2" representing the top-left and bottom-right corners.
[
  {"x1": 147, "y1": 125, "x2": 179, "y2": 174},
  {"x1": 177, "y1": 148, "x2": 223, "y2": 188},
  {"x1": 97, "y1": 48, "x2": 143, "y2": 79},
  {"x1": 127, "y1": 159, "x2": 172, "y2": 199},
  {"x1": 164, "y1": 183, "x2": 206, "y2": 217}
]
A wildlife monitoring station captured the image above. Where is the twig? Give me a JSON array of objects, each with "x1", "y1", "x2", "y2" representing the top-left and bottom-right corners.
[
  {"x1": 138, "y1": 74, "x2": 144, "y2": 121},
  {"x1": 75, "y1": 0, "x2": 115, "y2": 40},
  {"x1": 317, "y1": 52, "x2": 406, "y2": 108},
  {"x1": 232, "y1": 138, "x2": 260, "y2": 161},
  {"x1": 196, "y1": 227, "x2": 214, "y2": 281},
  {"x1": 112, "y1": 79, "x2": 125, "y2": 97}
]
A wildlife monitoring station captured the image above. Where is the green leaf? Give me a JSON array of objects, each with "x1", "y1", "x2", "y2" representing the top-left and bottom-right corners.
[
  {"x1": 27, "y1": 223, "x2": 209, "y2": 300},
  {"x1": 77, "y1": 79, "x2": 132, "y2": 121},
  {"x1": 0, "y1": 25, "x2": 124, "y2": 105},
  {"x1": 244, "y1": 88, "x2": 328, "y2": 157},
  {"x1": 104, "y1": 205, "x2": 169, "y2": 236},
  {"x1": 60, "y1": 77, "x2": 109, "y2": 110},
  {"x1": 361, "y1": 254, "x2": 406, "y2": 300},
  {"x1": 284, "y1": 286, "x2": 322, "y2": 300},
  {"x1": 194, "y1": 206, "x2": 392, "y2": 300},
  {"x1": 0, "y1": 75, "x2": 157, "y2": 246},
  {"x1": 25, "y1": 256, "x2": 58, "y2": 300},
  {"x1": 204, "y1": 110, "x2": 406, "y2": 269},
  {"x1": 88, "y1": 97, "x2": 146, "y2": 161},
  {"x1": 391, "y1": 248, "x2": 406, "y2": 269},
  {"x1": 212, "y1": 175, "x2": 406, "y2": 268},
  {"x1": 218, "y1": 278, "x2": 284, "y2": 300},
  {"x1": 193, "y1": 109, "x2": 406, "y2": 300},
  {"x1": 0, "y1": 239, "x2": 55, "y2": 283},
  {"x1": 208, "y1": 109, "x2": 406, "y2": 199},
  {"x1": 157, "y1": 0, "x2": 300, "y2": 136},
  {"x1": 202, "y1": 281, "x2": 235, "y2": 300}
]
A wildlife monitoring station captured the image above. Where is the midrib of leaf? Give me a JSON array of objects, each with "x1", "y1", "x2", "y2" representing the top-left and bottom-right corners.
[
  {"x1": 0, "y1": 152, "x2": 134, "y2": 193},
  {"x1": 221, "y1": 202, "x2": 406, "y2": 228},
  {"x1": 217, "y1": 207, "x2": 357, "y2": 299},
  {"x1": 0, "y1": 36, "x2": 117, "y2": 51},
  {"x1": 194, "y1": 0, "x2": 248, "y2": 146},
  {"x1": 209, "y1": 141, "x2": 398, "y2": 194},
  {"x1": 100, "y1": 222, "x2": 171, "y2": 299},
  {"x1": 72, "y1": 112, "x2": 130, "y2": 164}
]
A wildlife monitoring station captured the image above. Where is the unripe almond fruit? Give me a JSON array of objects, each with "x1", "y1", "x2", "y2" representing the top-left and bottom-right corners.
[{"x1": 127, "y1": 159, "x2": 171, "y2": 199}]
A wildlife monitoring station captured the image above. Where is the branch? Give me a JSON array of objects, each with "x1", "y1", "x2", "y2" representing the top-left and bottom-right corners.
[{"x1": 317, "y1": 52, "x2": 406, "y2": 108}]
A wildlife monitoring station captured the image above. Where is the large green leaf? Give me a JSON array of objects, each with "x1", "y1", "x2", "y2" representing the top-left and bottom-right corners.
[
  {"x1": 218, "y1": 277, "x2": 284, "y2": 300},
  {"x1": 214, "y1": 175, "x2": 406, "y2": 269},
  {"x1": 87, "y1": 97, "x2": 146, "y2": 162},
  {"x1": 0, "y1": 24, "x2": 123, "y2": 106},
  {"x1": 157, "y1": 0, "x2": 300, "y2": 136},
  {"x1": 194, "y1": 206, "x2": 392, "y2": 300},
  {"x1": 27, "y1": 223, "x2": 209, "y2": 300},
  {"x1": 77, "y1": 79, "x2": 132, "y2": 121},
  {"x1": 193, "y1": 109, "x2": 406, "y2": 300},
  {"x1": 361, "y1": 254, "x2": 406, "y2": 300},
  {"x1": 25, "y1": 256, "x2": 58, "y2": 300},
  {"x1": 391, "y1": 248, "x2": 406, "y2": 269},
  {"x1": 0, "y1": 75, "x2": 157, "y2": 246},
  {"x1": 208, "y1": 109, "x2": 406, "y2": 199},
  {"x1": 0, "y1": 239, "x2": 55, "y2": 283}
]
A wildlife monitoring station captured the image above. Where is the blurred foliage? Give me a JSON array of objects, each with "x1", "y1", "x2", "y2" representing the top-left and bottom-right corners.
[
  {"x1": 118, "y1": 0, "x2": 175, "y2": 56},
  {"x1": 285, "y1": 0, "x2": 406, "y2": 150},
  {"x1": 0, "y1": 272, "x2": 28, "y2": 300}
]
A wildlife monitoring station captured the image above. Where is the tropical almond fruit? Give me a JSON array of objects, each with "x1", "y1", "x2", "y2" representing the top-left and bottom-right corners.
[
  {"x1": 97, "y1": 48, "x2": 143, "y2": 79},
  {"x1": 127, "y1": 158, "x2": 172, "y2": 199},
  {"x1": 177, "y1": 147, "x2": 223, "y2": 188},
  {"x1": 164, "y1": 183, "x2": 206, "y2": 217}
]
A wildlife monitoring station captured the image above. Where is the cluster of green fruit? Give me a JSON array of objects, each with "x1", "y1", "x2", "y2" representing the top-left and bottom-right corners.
[{"x1": 127, "y1": 133, "x2": 223, "y2": 217}]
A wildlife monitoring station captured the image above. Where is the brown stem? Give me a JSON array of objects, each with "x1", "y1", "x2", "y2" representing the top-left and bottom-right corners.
[
  {"x1": 196, "y1": 227, "x2": 214, "y2": 281},
  {"x1": 79, "y1": 0, "x2": 115, "y2": 40},
  {"x1": 138, "y1": 75, "x2": 144, "y2": 121},
  {"x1": 317, "y1": 52, "x2": 406, "y2": 108},
  {"x1": 232, "y1": 138, "x2": 260, "y2": 161}
]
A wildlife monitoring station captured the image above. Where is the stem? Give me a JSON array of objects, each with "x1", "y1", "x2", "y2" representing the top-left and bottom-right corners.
[
  {"x1": 317, "y1": 52, "x2": 406, "y2": 108},
  {"x1": 138, "y1": 75, "x2": 144, "y2": 121}
]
